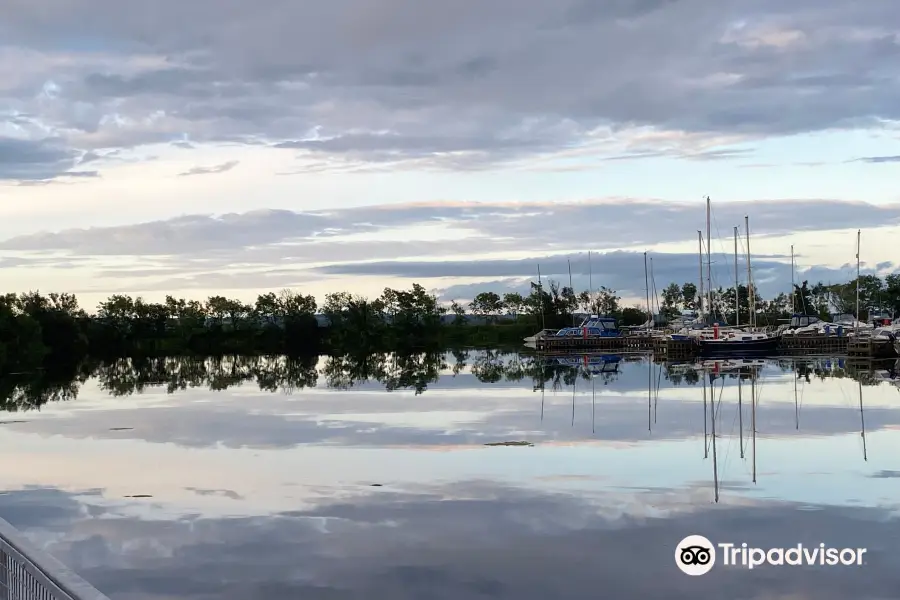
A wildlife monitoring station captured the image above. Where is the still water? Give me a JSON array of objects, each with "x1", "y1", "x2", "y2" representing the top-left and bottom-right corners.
[{"x1": 1, "y1": 351, "x2": 899, "y2": 599}]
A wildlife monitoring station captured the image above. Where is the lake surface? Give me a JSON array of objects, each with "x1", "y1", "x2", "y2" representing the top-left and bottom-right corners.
[{"x1": 2, "y1": 351, "x2": 900, "y2": 599}]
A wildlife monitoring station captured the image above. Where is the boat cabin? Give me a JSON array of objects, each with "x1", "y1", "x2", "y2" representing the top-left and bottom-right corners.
[
  {"x1": 555, "y1": 315, "x2": 620, "y2": 338},
  {"x1": 789, "y1": 314, "x2": 821, "y2": 328}
]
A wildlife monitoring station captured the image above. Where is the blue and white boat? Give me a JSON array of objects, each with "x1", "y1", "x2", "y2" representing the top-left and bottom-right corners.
[
  {"x1": 547, "y1": 353, "x2": 622, "y2": 371},
  {"x1": 552, "y1": 315, "x2": 621, "y2": 338}
]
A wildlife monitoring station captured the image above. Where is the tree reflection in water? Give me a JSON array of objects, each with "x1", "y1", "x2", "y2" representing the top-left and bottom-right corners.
[{"x1": 1, "y1": 352, "x2": 896, "y2": 414}]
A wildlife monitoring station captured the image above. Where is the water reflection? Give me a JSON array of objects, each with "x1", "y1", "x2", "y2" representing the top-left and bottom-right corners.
[
  {"x1": 3, "y1": 352, "x2": 897, "y2": 413},
  {"x1": 1, "y1": 352, "x2": 900, "y2": 599}
]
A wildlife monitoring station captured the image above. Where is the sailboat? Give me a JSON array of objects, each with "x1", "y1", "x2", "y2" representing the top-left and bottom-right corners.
[{"x1": 696, "y1": 209, "x2": 781, "y2": 356}]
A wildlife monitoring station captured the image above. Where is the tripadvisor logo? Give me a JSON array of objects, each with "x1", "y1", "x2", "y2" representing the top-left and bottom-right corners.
[{"x1": 675, "y1": 535, "x2": 867, "y2": 575}]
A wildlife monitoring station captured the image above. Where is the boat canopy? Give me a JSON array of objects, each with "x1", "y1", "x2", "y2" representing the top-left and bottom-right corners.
[
  {"x1": 554, "y1": 315, "x2": 619, "y2": 337},
  {"x1": 789, "y1": 314, "x2": 821, "y2": 328}
]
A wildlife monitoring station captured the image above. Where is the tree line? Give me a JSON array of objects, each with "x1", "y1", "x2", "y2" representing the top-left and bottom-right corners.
[
  {"x1": 2, "y1": 273, "x2": 898, "y2": 373},
  {"x1": 656, "y1": 274, "x2": 900, "y2": 325},
  {"x1": 1, "y1": 352, "x2": 878, "y2": 414},
  {"x1": 0, "y1": 281, "x2": 637, "y2": 373}
]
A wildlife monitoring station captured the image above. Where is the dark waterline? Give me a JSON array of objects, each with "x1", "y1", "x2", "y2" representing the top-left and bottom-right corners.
[{"x1": 2, "y1": 352, "x2": 899, "y2": 599}]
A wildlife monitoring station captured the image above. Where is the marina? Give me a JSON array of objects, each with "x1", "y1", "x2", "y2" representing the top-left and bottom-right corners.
[
  {"x1": 531, "y1": 326, "x2": 898, "y2": 360},
  {"x1": 528, "y1": 200, "x2": 898, "y2": 362}
]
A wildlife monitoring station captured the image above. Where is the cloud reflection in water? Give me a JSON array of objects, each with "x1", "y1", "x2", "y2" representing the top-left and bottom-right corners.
[{"x1": 1, "y1": 352, "x2": 899, "y2": 598}]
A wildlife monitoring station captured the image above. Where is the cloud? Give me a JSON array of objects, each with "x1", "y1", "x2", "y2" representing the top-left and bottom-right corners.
[
  {"x1": 871, "y1": 470, "x2": 900, "y2": 479},
  {"x1": 382, "y1": 250, "x2": 885, "y2": 301},
  {"x1": 4, "y1": 198, "x2": 900, "y2": 257},
  {"x1": 3, "y1": 0, "x2": 900, "y2": 170},
  {"x1": 2, "y1": 483, "x2": 899, "y2": 600},
  {"x1": 0, "y1": 136, "x2": 84, "y2": 181},
  {"x1": 0, "y1": 198, "x2": 897, "y2": 297},
  {"x1": 0, "y1": 209, "x2": 336, "y2": 255},
  {"x1": 855, "y1": 155, "x2": 900, "y2": 164},
  {"x1": 178, "y1": 160, "x2": 239, "y2": 176}
]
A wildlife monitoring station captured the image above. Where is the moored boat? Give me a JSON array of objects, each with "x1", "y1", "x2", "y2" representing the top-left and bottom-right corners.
[
  {"x1": 551, "y1": 315, "x2": 621, "y2": 339},
  {"x1": 524, "y1": 329, "x2": 558, "y2": 344},
  {"x1": 697, "y1": 331, "x2": 781, "y2": 357}
]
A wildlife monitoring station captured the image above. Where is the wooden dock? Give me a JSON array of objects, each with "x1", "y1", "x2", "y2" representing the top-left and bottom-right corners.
[
  {"x1": 657, "y1": 338, "x2": 698, "y2": 360},
  {"x1": 623, "y1": 336, "x2": 659, "y2": 351},
  {"x1": 535, "y1": 336, "x2": 625, "y2": 352},
  {"x1": 847, "y1": 337, "x2": 899, "y2": 360},
  {"x1": 531, "y1": 332, "x2": 895, "y2": 360},
  {"x1": 781, "y1": 335, "x2": 849, "y2": 354}
]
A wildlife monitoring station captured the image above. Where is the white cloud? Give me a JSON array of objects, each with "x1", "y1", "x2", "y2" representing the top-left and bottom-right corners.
[
  {"x1": 1, "y1": 0, "x2": 898, "y2": 305},
  {"x1": 0, "y1": 198, "x2": 896, "y2": 308}
]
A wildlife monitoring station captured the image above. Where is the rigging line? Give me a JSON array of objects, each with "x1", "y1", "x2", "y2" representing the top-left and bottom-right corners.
[
  {"x1": 709, "y1": 204, "x2": 738, "y2": 298},
  {"x1": 724, "y1": 379, "x2": 740, "y2": 456},
  {"x1": 717, "y1": 377, "x2": 737, "y2": 476},
  {"x1": 711, "y1": 204, "x2": 729, "y2": 261}
]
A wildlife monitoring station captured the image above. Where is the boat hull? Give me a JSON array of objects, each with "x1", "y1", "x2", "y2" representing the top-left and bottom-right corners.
[{"x1": 698, "y1": 336, "x2": 781, "y2": 357}]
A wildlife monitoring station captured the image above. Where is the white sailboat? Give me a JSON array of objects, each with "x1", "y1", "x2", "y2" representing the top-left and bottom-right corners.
[{"x1": 669, "y1": 199, "x2": 778, "y2": 355}]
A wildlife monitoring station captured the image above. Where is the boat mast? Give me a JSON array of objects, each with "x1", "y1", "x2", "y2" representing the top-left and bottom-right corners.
[
  {"x1": 734, "y1": 226, "x2": 739, "y2": 327},
  {"x1": 644, "y1": 251, "x2": 652, "y2": 330},
  {"x1": 648, "y1": 360, "x2": 652, "y2": 433},
  {"x1": 568, "y1": 258, "x2": 575, "y2": 326},
  {"x1": 794, "y1": 359, "x2": 799, "y2": 430},
  {"x1": 706, "y1": 197, "x2": 713, "y2": 323},
  {"x1": 738, "y1": 375, "x2": 744, "y2": 458},
  {"x1": 588, "y1": 251, "x2": 594, "y2": 315},
  {"x1": 537, "y1": 264, "x2": 546, "y2": 330},
  {"x1": 751, "y1": 369, "x2": 757, "y2": 483},
  {"x1": 702, "y1": 373, "x2": 708, "y2": 459},
  {"x1": 856, "y1": 230, "x2": 861, "y2": 332},
  {"x1": 745, "y1": 216, "x2": 754, "y2": 328},
  {"x1": 540, "y1": 380, "x2": 545, "y2": 422},
  {"x1": 710, "y1": 375, "x2": 720, "y2": 503},
  {"x1": 791, "y1": 245, "x2": 796, "y2": 314},
  {"x1": 859, "y1": 379, "x2": 867, "y2": 461},
  {"x1": 697, "y1": 231, "x2": 704, "y2": 322},
  {"x1": 572, "y1": 374, "x2": 576, "y2": 427}
]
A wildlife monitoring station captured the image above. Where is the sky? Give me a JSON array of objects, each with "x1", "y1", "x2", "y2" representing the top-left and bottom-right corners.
[{"x1": 1, "y1": 0, "x2": 899, "y2": 312}]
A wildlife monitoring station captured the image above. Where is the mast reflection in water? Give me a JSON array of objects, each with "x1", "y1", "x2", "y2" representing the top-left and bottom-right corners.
[{"x1": 1, "y1": 352, "x2": 898, "y2": 600}]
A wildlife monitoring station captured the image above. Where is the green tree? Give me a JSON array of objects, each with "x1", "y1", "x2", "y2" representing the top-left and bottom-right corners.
[
  {"x1": 469, "y1": 292, "x2": 503, "y2": 323},
  {"x1": 450, "y1": 301, "x2": 467, "y2": 326},
  {"x1": 594, "y1": 286, "x2": 620, "y2": 315},
  {"x1": 681, "y1": 283, "x2": 698, "y2": 311},
  {"x1": 660, "y1": 283, "x2": 682, "y2": 319},
  {"x1": 502, "y1": 292, "x2": 524, "y2": 320},
  {"x1": 619, "y1": 306, "x2": 646, "y2": 326}
]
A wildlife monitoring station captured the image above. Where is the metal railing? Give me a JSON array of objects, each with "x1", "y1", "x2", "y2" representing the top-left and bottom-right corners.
[{"x1": 0, "y1": 517, "x2": 109, "y2": 600}]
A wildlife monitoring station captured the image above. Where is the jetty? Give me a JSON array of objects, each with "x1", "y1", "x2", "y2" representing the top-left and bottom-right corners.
[{"x1": 532, "y1": 329, "x2": 897, "y2": 360}]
